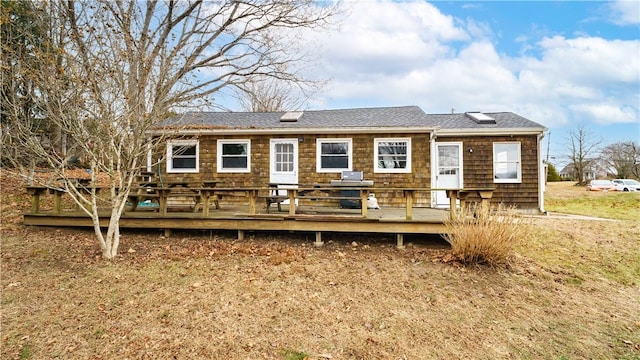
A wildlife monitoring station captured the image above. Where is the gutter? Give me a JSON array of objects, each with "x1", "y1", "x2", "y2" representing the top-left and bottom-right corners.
[
  {"x1": 538, "y1": 132, "x2": 546, "y2": 213},
  {"x1": 436, "y1": 127, "x2": 547, "y2": 136}
]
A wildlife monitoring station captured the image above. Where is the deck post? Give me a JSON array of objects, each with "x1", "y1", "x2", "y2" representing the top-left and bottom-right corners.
[
  {"x1": 314, "y1": 231, "x2": 324, "y2": 247},
  {"x1": 164, "y1": 228, "x2": 172, "y2": 237},
  {"x1": 404, "y1": 190, "x2": 414, "y2": 220},
  {"x1": 32, "y1": 196, "x2": 40, "y2": 213},
  {"x1": 238, "y1": 229, "x2": 244, "y2": 241},
  {"x1": 478, "y1": 190, "x2": 493, "y2": 212},
  {"x1": 247, "y1": 190, "x2": 257, "y2": 215},
  {"x1": 288, "y1": 189, "x2": 296, "y2": 216},
  {"x1": 52, "y1": 190, "x2": 62, "y2": 214},
  {"x1": 446, "y1": 189, "x2": 459, "y2": 219},
  {"x1": 200, "y1": 191, "x2": 210, "y2": 217},
  {"x1": 30, "y1": 193, "x2": 40, "y2": 214},
  {"x1": 396, "y1": 234, "x2": 405, "y2": 249},
  {"x1": 360, "y1": 190, "x2": 368, "y2": 218},
  {"x1": 159, "y1": 189, "x2": 168, "y2": 216}
]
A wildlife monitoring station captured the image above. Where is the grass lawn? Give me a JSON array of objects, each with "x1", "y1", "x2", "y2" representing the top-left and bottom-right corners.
[
  {"x1": 545, "y1": 181, "x2": 640, "y2": 221},
  {"x1": 2, "y1": 175, "x2": 639, "y2": 359}
]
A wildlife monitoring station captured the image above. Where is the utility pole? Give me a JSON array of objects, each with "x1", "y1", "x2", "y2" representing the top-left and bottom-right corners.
[{"x1": 546, "y1": 132, "x2": 551, "y2": 163}]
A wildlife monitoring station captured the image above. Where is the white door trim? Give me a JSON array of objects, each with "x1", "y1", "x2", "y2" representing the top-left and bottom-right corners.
[
  {"x1": 269, "y1": 139, "x2": 299, "y2": 201},
  {"x1": 431, "y1": 141, "x2": 464, "y2": 208}
]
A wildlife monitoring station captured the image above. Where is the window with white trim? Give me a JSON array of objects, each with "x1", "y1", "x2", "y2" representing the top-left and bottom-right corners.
[
  {"x1": 493, "y1": 142, "x2": 521, "y2": 183},
  {"x1": 167, "y1": 140, "x2": 199, "y2": 173},
  {"x1": 316, "y1": 138, "x2": 352, "y2": 172},
  {"x1": 217, "y1": 139, "x2": 251, "y2": 173},
  {"x1": 374, "y1": 138, "x2": 411, "y2": 173}
]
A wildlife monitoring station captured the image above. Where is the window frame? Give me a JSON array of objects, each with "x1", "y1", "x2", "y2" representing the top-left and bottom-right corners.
[
  {"x1": 493, "y1": 142, "x2": 522, "y2": 183},
  {"x1": 217, "y1": 139, "x2": 251, "y2": 173},
  {"x1": 166, "y1": 139, "x2": 199, "y2": 173},
  {"x1": 373, "y1": 137, "x2": 412, "y2": 173},
  {"x1": 316, "y1": 138, "x2": 353, "y2": 173}
]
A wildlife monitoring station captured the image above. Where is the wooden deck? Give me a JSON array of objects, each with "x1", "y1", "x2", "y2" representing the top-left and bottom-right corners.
[
  {"x1": 22, "y1": 183, "x2": 492, "y2": 248},
  {"x1": 24, "y1": 204, "x2": 449, "y2": 249}
]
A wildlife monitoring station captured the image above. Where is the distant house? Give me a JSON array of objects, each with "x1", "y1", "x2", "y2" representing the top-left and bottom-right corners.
[
  {"x1": 559, "y1": 161, "x2": 608, "y2": 181},
  {"x1": 149, "y1": 106, "x2": 547, "y2": 212}
]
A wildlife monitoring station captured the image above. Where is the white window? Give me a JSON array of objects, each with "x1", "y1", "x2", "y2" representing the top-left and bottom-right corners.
[
  {"x1": 217, "y1": 139, "x2": 251, "y2": 173},
  {"x1": 374, "y1": 138, "x2": 411, "y2": 173},
  {"x1": 316, "y1": 138, "x2": 352, "y2": 172},
  {"x1": 493, "y1": 142, "x2": 521, "y2": 183},
  {"x1": 167, "y1": 140, "x2": 199, "y2": 173}
]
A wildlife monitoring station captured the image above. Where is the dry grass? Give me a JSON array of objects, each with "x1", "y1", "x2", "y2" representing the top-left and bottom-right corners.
[
  {"x1": 2, "y1": 172, "x2": 640, "y2": 359},
  {"x1": 545, "y1": 181, "x2": 640, "y2": 220},
  {"x1": 443, "y1": 204, "x2": 527, "y2": 267}
]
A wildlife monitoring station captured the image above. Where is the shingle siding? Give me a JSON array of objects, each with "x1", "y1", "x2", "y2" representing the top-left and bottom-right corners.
[
  {"x1": 437, "y1": 135, "x2": 541, "y2": 209},
  {"x1": 154, "y1": 106, "x2": 545, "y2": 210}
]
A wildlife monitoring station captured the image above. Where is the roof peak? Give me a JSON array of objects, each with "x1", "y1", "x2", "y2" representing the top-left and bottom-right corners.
[{"x1": 184, "y1": 105, "x2": 421, "y2": 115}]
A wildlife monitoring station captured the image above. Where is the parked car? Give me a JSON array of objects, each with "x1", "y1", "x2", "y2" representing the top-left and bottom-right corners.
[
  {"x1": 586, "y1": 179, "x2": 617, "y2": 191},
  {"x1": 612, "y1": 179, "x2": 640, "y2": 192}
]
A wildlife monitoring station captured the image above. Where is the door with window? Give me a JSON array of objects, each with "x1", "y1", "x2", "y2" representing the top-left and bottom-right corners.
[
  {"x1": 434, "y1": 142, "x2": 463, "y2": 207},
  {"x1": 270, "y1": 139, "x2": 298, "y2": 199}
]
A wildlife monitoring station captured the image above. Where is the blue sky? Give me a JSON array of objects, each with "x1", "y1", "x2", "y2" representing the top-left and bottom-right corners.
[{"x1": 221, "y1": 1, "x2": 640, "y2": 165}]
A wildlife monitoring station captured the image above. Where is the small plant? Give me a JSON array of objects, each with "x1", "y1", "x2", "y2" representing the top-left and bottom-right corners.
[
  {"x1": 283, "y1": 349, "x2": 309, "y2": 360},
  {"x1": 442, "y1": 203, "x2": 527, "y2": 267},
  {"x1": 19, "y1": 342, "x2": 32, "y2": 360},
  {"x1": 158, "y1": 309, "x2": 172, "y2": 322}
]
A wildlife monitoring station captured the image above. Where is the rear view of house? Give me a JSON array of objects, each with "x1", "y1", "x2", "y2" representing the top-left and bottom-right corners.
[{"x1": 150, "y1": 106, "x2": 547, "y2": 212}]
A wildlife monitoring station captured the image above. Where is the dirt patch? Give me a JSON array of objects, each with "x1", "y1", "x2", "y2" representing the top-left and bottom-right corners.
[{"x1": 2, "y1": 171, "x2": 640, "y2": 359}]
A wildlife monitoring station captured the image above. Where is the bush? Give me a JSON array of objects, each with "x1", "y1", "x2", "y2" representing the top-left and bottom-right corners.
[
  {"x1": 442, "y1": 203, "x2": 527, "y2": 267},
  {"x1": 547, "y1": 163, "x2": 561, "y2": 182}
]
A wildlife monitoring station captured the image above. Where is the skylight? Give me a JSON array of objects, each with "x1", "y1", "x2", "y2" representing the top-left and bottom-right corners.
[
  {"x1": 280, "y1": 111, "x2": 304, "y2": 122},
  {"x1": 465, "y1": 112, "x2": 496, "y2": 124}
]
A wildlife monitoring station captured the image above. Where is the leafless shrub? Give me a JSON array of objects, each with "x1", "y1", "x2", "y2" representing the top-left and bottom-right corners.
[{"x1": 442, "y1": 203, "x2": 528, "y2": 267}]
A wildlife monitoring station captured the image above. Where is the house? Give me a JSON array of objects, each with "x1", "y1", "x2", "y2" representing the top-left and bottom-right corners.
[
  {"x1": 559, "y1": 161, "x2": 608, "y2": 181},
  {"x1": 149, "y1": 106, "x2": 547, "y2": 212}
]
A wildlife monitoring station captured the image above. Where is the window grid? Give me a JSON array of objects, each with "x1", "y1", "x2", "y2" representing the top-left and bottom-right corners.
[
  {"x1": 275, "y1": 143, "x2": 294, "y2": 172},
  {"x1": 437, "y1": 144, "x2": 459, "y2": 176},
  {"x1": 316, "y1": 139, "x2": 352, "y2": 172},
  {"x1": 167, "y1": 140, "x2": 199, "y2": 173},
  {"x1": 217, "y1": 140, "x2": 251, "y2": 173},
  {"x1": 374, "y1": 138, "x2": 411, "y2": 173},
  {"x1": 493, "y1": 142, "x2": 521, "y2": 183}
]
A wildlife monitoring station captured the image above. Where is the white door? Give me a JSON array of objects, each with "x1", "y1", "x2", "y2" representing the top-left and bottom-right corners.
[
  {"x1": 270, "y1": 139, "x2": 298, "y2": 199},
  {"x1": 434, "y1": 142, "x2": 463, "y2": 207}
]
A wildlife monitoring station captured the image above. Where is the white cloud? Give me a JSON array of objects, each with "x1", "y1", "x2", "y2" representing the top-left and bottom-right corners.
[
  {"x1": 311, "y1": 0, "x2": 468, "y2": 77},
  {"x1": 570, "y1": 103, "x2": 638, "y2": 125},
  {"x1": 608, "y1": 0, "x2": 640, "y2": 25},
  {"x1": 534, "y1": 36, "x2": 640, "y2": 85},
  {"x1": 302, "y1": 0, "x2": 639, "y2": 132}
]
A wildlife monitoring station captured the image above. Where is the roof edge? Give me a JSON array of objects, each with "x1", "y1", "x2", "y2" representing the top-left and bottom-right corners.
[
  {"x1": 436, "y1": 127, "x2": 547, "y2": 136},
  {"x1": 147, "y1": 126, "x2": 439, "y2": 136}
]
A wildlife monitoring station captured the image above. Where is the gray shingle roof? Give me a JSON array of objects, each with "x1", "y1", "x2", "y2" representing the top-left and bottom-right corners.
[{"x1": 162, "y1": 106, "x2": 545, "y2": 131}]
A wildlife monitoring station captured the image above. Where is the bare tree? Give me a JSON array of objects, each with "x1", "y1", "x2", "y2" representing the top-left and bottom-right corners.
[
  {"x1": 4, "y1": 0, "x2": 338, "y2": 259},
  {"x1": 1, "y1": 0, "x2": 59, "y2": 179},
  {"x1": 565, "y1": 124, "x2": 601, "y2": 185},
  {"x1": 235, "y1": 77, "x2": 311, "y2": 112},
  {"x1": 601, "y1": 141, "x2": 640, "y2": 179},
  {"x1": 237, "y1": 81, "x2": 300, "y2": 112}
]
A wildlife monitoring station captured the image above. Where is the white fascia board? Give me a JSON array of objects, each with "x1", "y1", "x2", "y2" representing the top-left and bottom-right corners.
[
  {"x1": 147, "y1": 126, "x2": 439, "y2": 136},
  {"x1": 436, "y1": 127, "x2": 547, "y2": 136}
]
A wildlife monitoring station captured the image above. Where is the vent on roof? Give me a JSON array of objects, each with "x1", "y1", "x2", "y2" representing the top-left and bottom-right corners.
[
  {"x1": 465, "y1": 112, "x2": 496, "y2": 124},
  {"x1": 280, "y1": 111, "x2": 303, "y2": 122}
]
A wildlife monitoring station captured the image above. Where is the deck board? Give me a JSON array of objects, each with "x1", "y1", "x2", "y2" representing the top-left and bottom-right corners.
[{"x1": 23, "y1": 204, "x2": 449, "y2": 235}]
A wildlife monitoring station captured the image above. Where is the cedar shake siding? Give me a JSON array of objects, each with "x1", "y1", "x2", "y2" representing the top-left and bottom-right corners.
[
  {"x1": 156, "y1": 132, "x2": 433, "y2": 207},
  {"x1": 152, "y1": 106, "x2": 546, "y2": 211},
  {"x1": 436, "y1": 135, "x2": 541, "y2": 209}
]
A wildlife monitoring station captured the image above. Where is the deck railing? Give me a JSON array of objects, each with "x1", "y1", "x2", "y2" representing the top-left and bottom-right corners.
[{"x1": 25, "y1": 180, "x2": 494, "y2": 221}]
